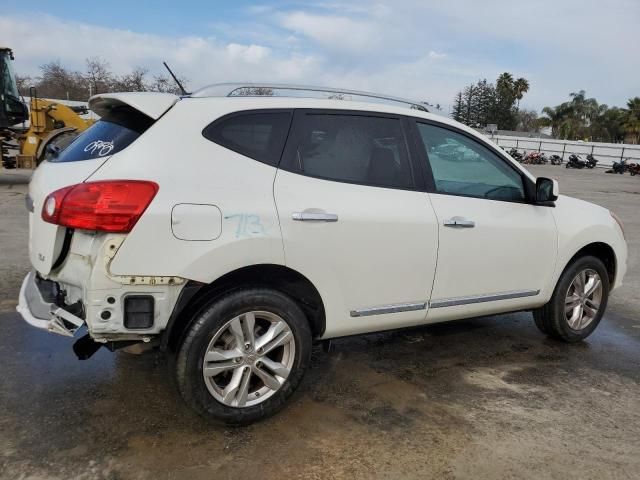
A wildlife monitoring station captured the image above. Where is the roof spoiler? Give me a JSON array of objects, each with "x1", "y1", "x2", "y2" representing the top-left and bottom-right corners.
[{"x1": 89, "y1": 92, "x2": 179, "y2": 120}]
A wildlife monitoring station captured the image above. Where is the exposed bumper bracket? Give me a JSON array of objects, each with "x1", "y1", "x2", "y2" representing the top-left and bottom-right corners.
[{"x1": 16, "y1": 271, "x2": 85, "y2": 337}]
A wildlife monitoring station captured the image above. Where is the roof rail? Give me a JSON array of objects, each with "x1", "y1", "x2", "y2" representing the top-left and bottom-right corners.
[{"x1": 189, "y1": 83, "x2": 429, "y2": 112}]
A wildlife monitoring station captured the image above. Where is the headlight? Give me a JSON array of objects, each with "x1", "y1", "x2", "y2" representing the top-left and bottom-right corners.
[{"x1": 610, "y1": 210, "x2": 625, "y2": 239}]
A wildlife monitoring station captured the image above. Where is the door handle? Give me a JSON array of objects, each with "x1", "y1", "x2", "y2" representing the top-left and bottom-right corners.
[
  {"x1": 443, "y1": 216, "x2": 475, "y2": 228},
  {"x1": 292, "y1": 212, "x2": 338, "y2": 222}
]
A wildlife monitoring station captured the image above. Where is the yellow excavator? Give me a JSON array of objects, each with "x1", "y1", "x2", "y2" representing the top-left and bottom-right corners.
[{"x1": 1, "y1": 47, "x2": 94, "y2": 169}]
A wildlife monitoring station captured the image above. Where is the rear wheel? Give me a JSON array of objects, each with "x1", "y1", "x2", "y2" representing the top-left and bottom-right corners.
[
  {"x1": 533, "y1": 256, "x2": 609, "y2": 342},
  {"x1": 176, "y1": 288, "x2": 312, "y2": 424}
]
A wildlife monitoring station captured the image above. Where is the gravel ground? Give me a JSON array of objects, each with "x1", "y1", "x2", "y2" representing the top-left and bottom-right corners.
[{"x1": 0, "y1": 165, "x2": 639, "y2": 480}]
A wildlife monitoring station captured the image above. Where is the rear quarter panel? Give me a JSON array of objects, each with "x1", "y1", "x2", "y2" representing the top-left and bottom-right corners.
[{"x1": 86, "y1": 98, "x2": 286, "y2": 282}]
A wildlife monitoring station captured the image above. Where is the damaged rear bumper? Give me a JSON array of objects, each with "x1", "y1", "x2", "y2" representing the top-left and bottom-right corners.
[{"x1": 16, "y1": 271, "x2": 85, "y2": 337}]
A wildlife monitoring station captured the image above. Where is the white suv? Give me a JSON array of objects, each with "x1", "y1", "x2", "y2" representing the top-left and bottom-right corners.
[{"x1": 17, "y1": 84, "x2": 627, "y2": 424}]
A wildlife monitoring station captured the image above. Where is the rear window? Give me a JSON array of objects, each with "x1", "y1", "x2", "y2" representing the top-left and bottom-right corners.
[
  {"x1": 51, "y1": 107, "x2": 153, "y2": 163},
  {"x1": 202, "y1": 110, "x2": 292, "y2": 166}
]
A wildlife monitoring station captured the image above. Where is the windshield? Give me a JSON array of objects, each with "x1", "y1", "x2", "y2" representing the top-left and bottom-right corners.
[{"x1": 0, "y1": 51, "x2": 20, "y2": 99}]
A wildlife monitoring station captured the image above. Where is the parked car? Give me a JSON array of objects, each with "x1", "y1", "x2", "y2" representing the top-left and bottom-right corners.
[{"x1": 18, "y1": 84, "x2": 628, "y2": 424}]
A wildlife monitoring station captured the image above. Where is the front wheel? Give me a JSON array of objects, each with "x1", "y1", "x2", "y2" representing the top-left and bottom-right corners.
[
  {"x1": 176, "y1": 288, "x2": 312, "y2": 424},
  {"x1": 533, "y1": 256, "x2": 609, "y2": 342}
]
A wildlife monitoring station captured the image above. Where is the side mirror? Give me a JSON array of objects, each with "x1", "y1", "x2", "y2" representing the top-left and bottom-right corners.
[{"x1": 536, "y1": 177, "x2": 559, "y2": 204}]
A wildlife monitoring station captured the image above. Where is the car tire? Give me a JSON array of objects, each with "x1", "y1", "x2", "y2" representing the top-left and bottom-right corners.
[
  {"x1": 533, "y1": 255, "x2": 609, "y2": 342},
  {"x1": 176, "y1": 287, "x2": 312, "y2": 425}
]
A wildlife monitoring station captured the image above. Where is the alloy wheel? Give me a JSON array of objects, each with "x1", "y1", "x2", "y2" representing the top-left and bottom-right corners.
[
  {"x1": 564, "y1": 269, "x2": 603, "y2": 331},
  {"x1": 202, "y1": 311, "x2": 296, "y2": 408}
]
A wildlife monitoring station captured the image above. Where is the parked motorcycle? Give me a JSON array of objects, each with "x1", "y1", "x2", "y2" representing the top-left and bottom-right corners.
[
  {"x1": 566, "y1": 154, "x2": 587, "y2": 169},
  {"x1": 627, "y1": 163, "x2": 640, "y2": 176},
  {"x1": 585, "y1": 154, "x2": 598, "y2": 169},
  {"x1": 549, "y1": 154, "x2": 563, "y2": 165},
  {"x1": 508, "y1": 148, "x2": 524, "y2": 162},
  {"x1": 606, "y1": 159, "x2": 628, "y2": 174},
  {"x1": 522, "y1": 151, "x2": 548, "y2": 165}
]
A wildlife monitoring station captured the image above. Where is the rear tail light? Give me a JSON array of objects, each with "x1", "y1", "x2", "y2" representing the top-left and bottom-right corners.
[{"x1": 42, "y1": 180, "x2": 158, "y2": 233}]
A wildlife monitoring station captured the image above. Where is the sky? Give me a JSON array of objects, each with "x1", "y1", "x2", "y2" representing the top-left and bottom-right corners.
[{"x1": 1, "y1": 0, "x2": 638, "y2": 113}]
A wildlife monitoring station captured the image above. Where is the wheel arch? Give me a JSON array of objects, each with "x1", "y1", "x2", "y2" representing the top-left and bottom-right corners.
[
  {"x1": 162, "y1": 264, "x2": 326, "y2": 352},
  {"x1": 565, "y1": 241, "x2": 616, "y2": 285}
]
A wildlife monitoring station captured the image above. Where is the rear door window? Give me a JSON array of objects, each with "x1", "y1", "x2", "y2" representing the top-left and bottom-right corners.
[
  {"x1": 52, "y1": 108, "x2": 153, "y2": 163},
  {"x1": 282, "y1": 112, "x2": 415, "y2": 189},
  {"x1": 202, "y1": 110, "x2": 292, "y2": 166}
]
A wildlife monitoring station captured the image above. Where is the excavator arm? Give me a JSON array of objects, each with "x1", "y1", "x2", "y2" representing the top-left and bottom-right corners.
[
  {"x1": 1, "y1": 47, "x2": 94, "y2": 169},
  {"x1": 20, "y1": 96, "x2": 95, "y2": 159}
]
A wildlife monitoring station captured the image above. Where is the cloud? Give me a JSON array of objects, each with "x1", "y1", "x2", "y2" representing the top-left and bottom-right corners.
[
  {"x1": 0, "y1": 14, "x2": 321, "y2": 88},
  {"x1": 428, "y1": 51, "x2": 446, "y2": 60},
  {"x1": 1, "y1": 0, "x2": 638, "y2": 113},
  {"x1": 279, "y1": 11, "x2": 376, "y2": 53}
]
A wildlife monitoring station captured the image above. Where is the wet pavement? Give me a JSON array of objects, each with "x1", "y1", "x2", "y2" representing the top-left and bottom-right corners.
[{"x1": 1, "y1": 166, "x2": 639, "y2": 479}]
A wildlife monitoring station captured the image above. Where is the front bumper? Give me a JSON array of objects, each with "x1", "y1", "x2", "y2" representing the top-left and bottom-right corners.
[{"x1": 16, "y1": 271, "x2": 85, "y2": 337}]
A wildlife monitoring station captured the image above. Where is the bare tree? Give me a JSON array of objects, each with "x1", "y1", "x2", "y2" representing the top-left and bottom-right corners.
[
  {"x1": 37, "y1": 61, "x2": 85, "y2": 100},
  {"x1": 149, "y1": 74, "x2": 189, "y2": 95},
  {"x1": 85, "y1": 57, "x2": 113, "y2": 95},
  {"x1": 15, "y1": 74, "x2": 33, "y2": 96},
  {"x1": 112, "y1": 67, "x2": 149, "y2": 92},
  {"x1": 16, "y1": 59, "x2": 191, "y2": 101},
  {"x1": 516, "y1": 109, "x2": 539, "y2": 132}
]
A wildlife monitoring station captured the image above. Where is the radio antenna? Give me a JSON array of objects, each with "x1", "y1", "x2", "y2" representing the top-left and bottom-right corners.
[{"x1": 162, "y1": 61, "x2": 188, "y2": 95}]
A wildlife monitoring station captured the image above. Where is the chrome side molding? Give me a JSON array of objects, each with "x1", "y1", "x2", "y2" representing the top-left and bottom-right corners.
[
  {"x1": 350, "y1": 302, "x2": 427, "y2": 317},
  {"x1": 350, "y1": 290, "x2": 540, "y2": 317},
  {"x1": 429, "y1": 289, "x2": 540, "y2": 309}
]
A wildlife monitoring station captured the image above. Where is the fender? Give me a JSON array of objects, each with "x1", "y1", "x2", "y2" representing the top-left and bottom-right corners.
[{"x1": 545, "y1": 195, "x2": 627, "y2": 300}]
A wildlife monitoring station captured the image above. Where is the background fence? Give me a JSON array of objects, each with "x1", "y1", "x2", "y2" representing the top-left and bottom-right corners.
[{"x1": 489, "y1": 135, "x2": 640, "y2": 167}]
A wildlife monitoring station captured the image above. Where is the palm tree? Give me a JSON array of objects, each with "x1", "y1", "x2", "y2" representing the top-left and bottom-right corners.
[
  {"x1": 541, "y1": 103, "x2": 575, "y2": 138},
  {"x1": 623, "y1": 97, "x2": 640, "y2": 144},
  {"x1": 514, "y1": 78, "x2": 530, "y2": 111},
  {"x1": 497, "y1": 72, "x2": 514, "y2": 85}
]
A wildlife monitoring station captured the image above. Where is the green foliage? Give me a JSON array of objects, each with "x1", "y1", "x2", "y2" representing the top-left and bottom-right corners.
[
  {"x1": 623, "y1": 97, "x2": 640, "y2": 144},
  {"x1": 516, "y1": 109, "x2": 539, "y2": 132},
  {"x1": 452, "y1": 72, "x2": 529, "y2": 130},
  {"x1": 452, "y1": 91, "x2": 463, "y2": 122},
  {"x1": 541, "y1": 91, "x2": 636, "y2": 143}
]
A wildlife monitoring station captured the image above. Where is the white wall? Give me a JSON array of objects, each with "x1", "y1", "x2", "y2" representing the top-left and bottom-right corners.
[{"x1": 488, "y1": 135, "x2": 640, "y2": 167}]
